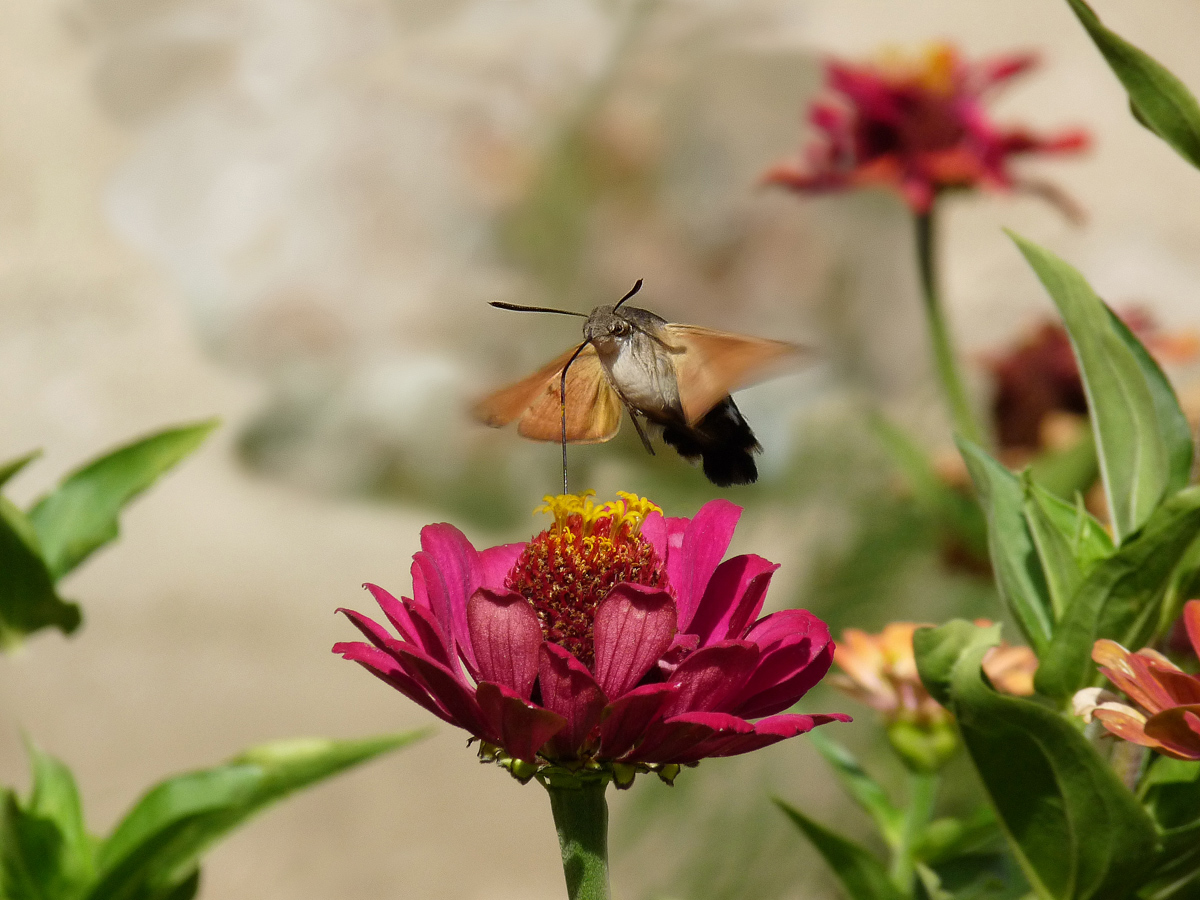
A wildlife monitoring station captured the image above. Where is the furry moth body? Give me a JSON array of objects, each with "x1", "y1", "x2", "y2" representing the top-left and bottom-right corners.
[{"x1": 473, "y1": 282, "x2": 802, "y2": 487}]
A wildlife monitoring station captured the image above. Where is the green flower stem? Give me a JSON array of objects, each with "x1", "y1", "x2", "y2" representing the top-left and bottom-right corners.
[
  {"x1": 915, "y1": 207, "x2": 985, "y2": 446},
  {"x1": 889, "y1": 770, "x2": 939, "y2": 895},
  {"x1": 546, "y1": 779, "x2": 611, "y2": 900}
]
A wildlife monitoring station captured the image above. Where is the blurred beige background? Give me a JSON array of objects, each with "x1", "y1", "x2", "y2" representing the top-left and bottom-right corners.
[{"x1": 2, "y1": 1, "x2": 1200, "y2": 898}]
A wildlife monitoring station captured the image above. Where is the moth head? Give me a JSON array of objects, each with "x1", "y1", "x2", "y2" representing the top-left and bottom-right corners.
[{"x1": 584, "y1": 306, "x2": 634, "y2": 348}]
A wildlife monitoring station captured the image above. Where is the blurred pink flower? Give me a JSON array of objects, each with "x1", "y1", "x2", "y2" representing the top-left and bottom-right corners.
[
  {"x1": 1075, "y1": 601, "x2": 1200, "y2": 761},
  {"x1": 335, "y1": 492, "x2": 847, "y2": 779},
  {"x1": 765, "y1": 44, "x2": 1089, "y2": 213}
]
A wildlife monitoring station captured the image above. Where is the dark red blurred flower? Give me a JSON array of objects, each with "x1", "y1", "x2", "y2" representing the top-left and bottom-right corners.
[
  {"x1": 334, "y1": 492, "x2": 847, "y2": 783},
  {"x1": 987, "y1": 309, "x2": 1199, "y2": 454},
  {"x1": 1075, "y1": 601, "x2": 1200, "y2": 760},
  {"x1": 765, "y1": 44, "x2": 1089, "y2": 213}
]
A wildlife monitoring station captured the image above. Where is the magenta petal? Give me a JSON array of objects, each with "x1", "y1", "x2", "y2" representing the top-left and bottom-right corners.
[
  {"x1": 593, "y1": 584, "x2": 677, "y2": 698},
  {"x1": 599, "y1": 683, "x2": 678, "y2": 759},
  {"x1": 476, "y1": 682, "x2": 566, "y2": 764},
  {"x1": 670, "y1": 500, "x2": 742, "y2": 631},
  {"x1": 333, "y1": 641, "x2": 457, "y2": 725},
  {"x1": 364, "y1": 585, "x2": 455, "y2": 668},
  {"x1": 478, "y1": 542, "x2": 525, "y2": 591},
  {"x1": 733, "y1": 611, "x2": 836, "y2": 718},
  {"x1": 467, "y1": 588, "x2": 543, "y2": 699},
  {"x1": 665, "y1": 640, "x2": 760, "y2": 716},
  {"x1": 392, "y1": 645, "x2": 494, "y2": 741},
  {"x1": 538, "y1": 643, "x2": 607, "y2": 759},
  {"x1": 337, "y1": 608, "x2": 403, "y2": 656},
  {"x1": 412, "y1": 523, "x2": 482, "y2": 669},
  {"x1": 688, "y1": 712, "x2": 850, "y2": 760},
  {"x1": 625, "y1": 712, "x2": 747, "y2": 763},
  {"x1": 687, "y1": 555, "x2": 778, "y2": 645}
]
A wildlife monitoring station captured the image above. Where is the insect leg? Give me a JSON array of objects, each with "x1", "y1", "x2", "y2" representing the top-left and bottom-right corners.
[{"x1": 627, "y1": 409, "x2": 655, "y2": 455}]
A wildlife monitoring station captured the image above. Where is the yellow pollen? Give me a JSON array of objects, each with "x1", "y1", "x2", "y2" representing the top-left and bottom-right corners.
[{"x1": 534, "y1": 491, "x2": 663, "y2": 541}]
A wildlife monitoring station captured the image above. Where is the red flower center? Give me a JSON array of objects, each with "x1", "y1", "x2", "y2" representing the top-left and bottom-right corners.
[{"x1": 505, "y1": 494, "x2": 670, "y2": 669}]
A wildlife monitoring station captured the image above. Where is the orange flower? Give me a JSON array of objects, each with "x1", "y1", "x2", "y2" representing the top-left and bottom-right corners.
[
  {"x1": 834, "y1": 621, "x2": 1037, "y2": 725},
  {"x1": 1074, "y1": 601, "x2": 1200, "y2": 760}
]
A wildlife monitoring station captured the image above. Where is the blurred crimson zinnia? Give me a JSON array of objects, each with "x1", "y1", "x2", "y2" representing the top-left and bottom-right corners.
[
  {"x1": 335, "y1": 492, "x2": 848, "y2": 785},
  {"x1": 764, "y1": 43, "x2": 1089, "y2": 214},
  {"x1": 1074, "y1": 601, "x2": 1200, "y2": 761}
]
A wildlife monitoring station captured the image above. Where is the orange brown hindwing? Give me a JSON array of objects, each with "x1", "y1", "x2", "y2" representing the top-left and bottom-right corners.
[
  {"x1": 472, "y1": 344, "x2": 623, "y2": 444},
  {"x1": 663, "y1": 324, "x2": 804, "y2": 424}
]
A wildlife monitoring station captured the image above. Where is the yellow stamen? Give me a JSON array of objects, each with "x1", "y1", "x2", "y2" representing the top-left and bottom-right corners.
[{"x1": 534, "y1": 491, "x2": 663, "y2": 539}]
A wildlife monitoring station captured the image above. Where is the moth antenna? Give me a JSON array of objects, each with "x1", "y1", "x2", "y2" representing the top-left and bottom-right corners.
[
  {"x1": 559, "y1": 341, "x2": 590, "y2": 494},
  {"x1": 612, "y1": 279, "x2": 644, "y2": 312},
  {"x1": 489, "y1": 302, "x2": 588, "y2": 317}
]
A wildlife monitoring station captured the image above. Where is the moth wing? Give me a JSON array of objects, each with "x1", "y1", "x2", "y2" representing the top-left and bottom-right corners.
[
  {"x1": 472, "y1": 345, "x2": 587, "y2": 428},
  {"x1": 663, "y1": 324, "x2": 805, "y2": 424},
  {"x1": 517, "y1": 347, "x2": 623, "y2": 443}
]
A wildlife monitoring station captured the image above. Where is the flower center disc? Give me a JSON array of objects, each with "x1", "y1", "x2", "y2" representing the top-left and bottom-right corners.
[{"x1": 506, "y1": 493, "x2": 669, "y2": 669}]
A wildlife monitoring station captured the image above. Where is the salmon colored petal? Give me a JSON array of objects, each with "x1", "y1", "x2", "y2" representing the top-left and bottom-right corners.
[
  {"x1": 538, "y1": 643, "x2": 607, "y2": 759},
  {"x1": 592, "y1": 584, "x2": 676, "y2": 699},
  {"x1": 1093, "y1": 704, "x2": 1159, "y2": 748},
  {"x1": 467, "y1": 588, "x2": 543, "y2": 699},
  {"x1": 1185, "y1": 601, "x2": 1200, "y2": 660},
  {"x1": 475, "y1": 682, "x2": 566, "y2": 764},
  {"x1": 1144, "y1": 705, "x2": 1200, "y2": 761}
]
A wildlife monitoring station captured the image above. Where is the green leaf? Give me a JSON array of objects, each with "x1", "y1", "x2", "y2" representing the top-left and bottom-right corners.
[
  {"x1": 1065, "y1": 0, "x2": 1200, "y2": 169},
  {"x1": 0, "y1": 496, "x2": 80, "y2": 648},
  {"x1": 912, "y1": 807, "x2": 1003, "y2": 866},
  {"x1": 29, "y1": 420, "x2": 218, "y2": 580},
  {"x1": 956, "y1": 438, "x2": 1053, "y2": 655},
  {"x1": 1010, "y1": 234, "x2": 1192, "y2": 543},
  {"x1": 25, "y1": 742, "x2": 95, "y2": 893},
  {"x1": 1036, "y1": 486, "x2": 1200, "y2": 699},
  {"x1": 914, "y1": 622, "x2": 1158, "y2": 900},
  {"x1": 0, "y1": 451, "x2": 41, "y2": 491},
  {"x1": 88, "y1": 731, "x2": 424, "y2": 900},
  {"x1": 1025, "y1": 430, "x2": 1099, "y2": 504},
  {"x1": 808, "y1": 731, "x2": 905, "y2": 849},
  {"x1": 775, "y1": 799, "x2": 905, "y2": 900}
]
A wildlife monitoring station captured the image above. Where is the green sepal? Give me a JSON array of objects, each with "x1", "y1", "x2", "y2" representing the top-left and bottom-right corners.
[{"x1": 885, "y1": 721, "x2": 959, "y2": 775}]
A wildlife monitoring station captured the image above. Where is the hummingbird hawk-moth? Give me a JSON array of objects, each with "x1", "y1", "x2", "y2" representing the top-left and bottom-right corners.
[{"x1": 473, "y1": 280, "x2": 803, "y2": 488}]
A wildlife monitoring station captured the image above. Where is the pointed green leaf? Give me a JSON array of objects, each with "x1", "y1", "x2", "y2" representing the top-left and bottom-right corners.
[
  {"x1": 88, "y1": 731, "x2": 424, "y2": 900},
  {"x1": 914, "y1": 621, "x2": 1158, "y2": 900},
  {"x1": 29, "y1": 420, "x2": 218, "y2": 580},
  {"x1": 0, "y1": 496, "x2": 80, "y2": 648},
  {"x1": 1020, "y1": 477, "x2": 1110, "y2": 622},
  {"x1": 0, "y1": 451, "x2": 40, "y2": 491},
  {"x1": 1010, "y1": 234, "x2": 1192, "y2": 543},
  {"x1": 808, "y1": 731, "x2": 904, "y2": 849},
  {"x1": 775, "y1": 799, "x2": 905, "y2": 900},
  {"x1": 1065, "y1": 0, "x2": 1200, "y2": 169},
  {"x1": 1036, "y1": 486, "x2": 1200, "y2": 699},
  {"x1": 25, "y1": 742, "x2": 94, "y2": 892},
  {"x1": 956, "y1": 439, "x2": 1053, "y2": 655}
]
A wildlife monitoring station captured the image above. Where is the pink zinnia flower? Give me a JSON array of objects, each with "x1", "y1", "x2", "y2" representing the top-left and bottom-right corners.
[
  {"x1": 764, "y1": 43, "x2": 1089, "y2": 214},
  {"x1": 335, "y1": 492, "x2": 847, "y2": 784},
  {"x1": 1074, "y1": 601, "x2": 1200, "y2": 761}
]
